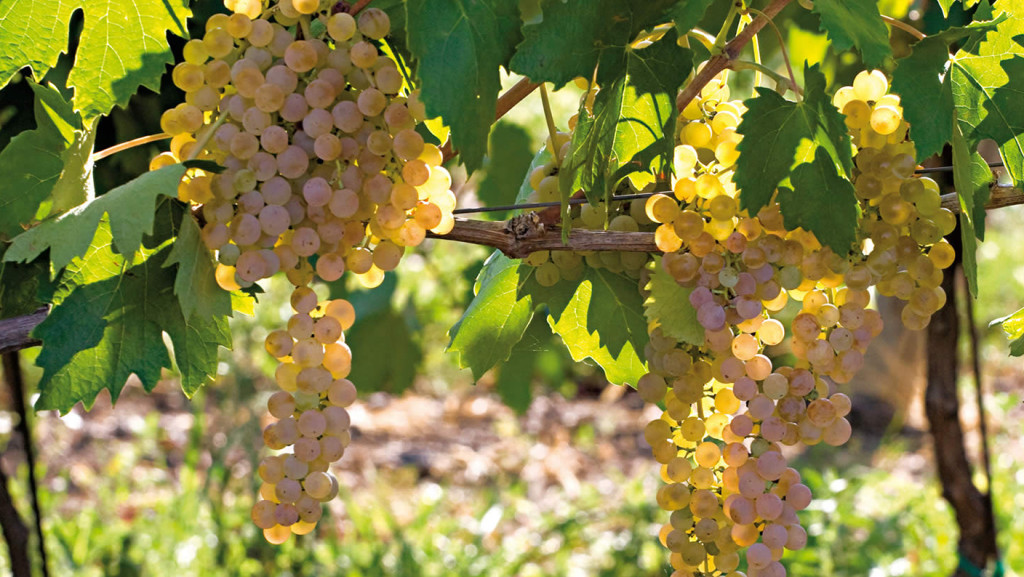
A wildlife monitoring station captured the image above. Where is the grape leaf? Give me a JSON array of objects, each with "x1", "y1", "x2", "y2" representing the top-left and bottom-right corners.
[
  {"x1": 347, "y1": 305, "x2": 422, "y2": 395},
  {"x1": 950, "y1": 1, "x2": 1024, "y2": 188},
  {"x1": 509, "y1": 0, "x2": 679, "y2": 88},
  {"x1": 529, "y1": 266, "x2": 648, "y2": 360},
  {"x1": 5, "y1": 164, "x2": 187, "y2": 272},
  {"x1": 493, "y1": 316, "x2": 550, "y2": 414},
  {"x1": 477, "y1": 122, "x2": 535, "y2": 220},
  {"x1": 163, "y1": 212, "x2": 232, "y2": 321},
  {"x1": 560, "y1": 32, "x2": 691, "y2": 208},
  {"x1": 644, "y1": 258, "x2": 702, "y2": 346},
  {"x1": 950, "y1": 120, "x2": 992, "y2": 298},
  {"x1": 991, "y1": 306, "x2": 1024, "y2": 356},
  {"x1": 667, "y1": 0, "x2": 716, "y2": 37},
  {"x1": 0, "y1": 0, "x2": 191, "y2": 122},
  {"x1": 776, "y1": 148, "x2": 860, "y2": 255},
  {"x1": 890, "y1": 17, "x2": 1004, "y2": 162},
  {"x1": 405, "y1": 0, "x2": 521, "y2": 173},
  {"x1": 0, "y1": 245, "x2": 48, "y2": 319},
  {"x1": 735, "y1": 65, "x2": 852, "y2": 215},
  {"x1": 541, "y1": 269, "x2": 648, "y2": 387},
  {"x1": 0, "y1": 84, "x2": 77, "y2": 240},
  {"x1": 447, "y1": 252, "x2": 535, "y2": 379},
  {"x1": 812, "y1": 0, "x2": 892, "y2": 68},
  {"x1": 449, "y1": 251, "x2": 648, "y2": 386},
  {"x1": 32, "y1": 222, "x2": 230, "y2": 412},
  {"x1": 28, "y1": 81, "x2": 97, "y2": 216}
]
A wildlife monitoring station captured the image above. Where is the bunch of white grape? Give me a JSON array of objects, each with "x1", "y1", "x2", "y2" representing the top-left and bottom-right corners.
[
  {"x1": 151, "y1": 0, "x2": 465, "y2": 541},
  {"x1": 252, "y1": 286, "x2": 357, "y2": 542},
  {"x1": 152, "y1": 0, "x2": 458, "y2": 293}
]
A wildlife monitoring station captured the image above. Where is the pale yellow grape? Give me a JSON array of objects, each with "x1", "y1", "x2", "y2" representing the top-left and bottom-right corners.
[
  {"x1": 853, "y1": 69, "x2": 888, "y2": 102},
  {"x1": 358, "y1": 8, "x2": 391, "y2": 39},
  {"x1": 350, "y1": 41, "x2": 379, "y2": 69},
  {"x1": 292, "y1": 0, "x2": 318, "y2": 14}
]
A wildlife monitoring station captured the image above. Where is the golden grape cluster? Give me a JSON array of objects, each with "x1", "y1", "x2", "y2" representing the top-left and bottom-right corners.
[
  {"x1": 152, "y1": 0, "x2": 461, "y2": 542},
  {"x1": 522, "y1": 70, "x2": 955, "y2": 576}
]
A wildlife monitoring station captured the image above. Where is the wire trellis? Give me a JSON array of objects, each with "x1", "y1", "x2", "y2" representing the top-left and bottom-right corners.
[{"x1": 452, "y1": 161, "x2": 1007, "y2": 216}]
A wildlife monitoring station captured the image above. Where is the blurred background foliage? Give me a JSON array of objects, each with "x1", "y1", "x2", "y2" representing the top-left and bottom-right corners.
[{"x1": 0, "y1": 0, "x2": 1021, "y2": 575}]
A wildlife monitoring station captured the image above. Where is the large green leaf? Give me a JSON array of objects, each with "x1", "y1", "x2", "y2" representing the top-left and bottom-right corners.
[
  {"x1": 0, "y1": 0, "x2": 191, "y2": 122},
  {"x1": 951, "y1": 120, "x2": 992, "y2": 298},
  {"x1": 32, "y1": 222, "x2": 230, "y2": 412},
  {"x1": 347, "y1": 301, "x2": 422, "y2": 395},
  {"x1": 992, "y1": 306, "x2": 1024, "y2": 356},
  {"x1": 405, "y1": 0, "x2": 521, "y2": 173},
  {"x1": 448, "y1": 251, "x2": 649, "y2": 386},
  {"x1": 812, "y1": 0, "x2": 892, "y2": 68},
  {"x1": 493, "y1": 316, "x2": 551, "y2": 414},
  {"x1": 644, "y1": 258, "x2": 702, "y2": 346},
  {"x1": 950, "y1": 0, "x2": 1024, "y2": 188},
  {"x1": 163, "y1": 212, "x2": 232, "y2": 321},
  {"x1": 447, "y1": 252, "x2": 535, "y2": 380},
  {"x1": 509, "y1": 0, "x2": 678, "y2": 88},
  {"x1": 776, "y1": 148, "x2": 860, "y2": 255},
  {"x1": 541, "y1": 267, "x2": 648, "y2": 387},
  {"x1": 734, "y1": 65, "x2": 852, "y2": 215},
  {"x1": 5, "y1": 164, "x2": 187, "y2": 272},
  {"x1": 890, "y1": 18, "x2": 1004, "y2": 162},
  {"x1": 560, "y1": 32, "x2": 691, "y2": 209},
  {"x1": 477, "y1": 122, "x2": 536, "y2": 220},
  {"x1": 0, "y1": 84, "x2": 77, "y2": 240}
]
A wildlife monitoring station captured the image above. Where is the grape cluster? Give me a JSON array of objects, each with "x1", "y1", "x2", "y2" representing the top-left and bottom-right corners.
[
  {"x1": 833, "y1": 70, "x2": 957, "y2": 330},
  {"x1": 252, "y1": 286, "x2": 357, "y2": 542},
  {"x1": 153, "y1": 0, "x2": 457, "y2": 293},
  {"x1": 152, "y1": 0, "x2": 462, "y2": 541},
  {"x1": 631, "y1": 70, "x2": 954, "y2": 577}
]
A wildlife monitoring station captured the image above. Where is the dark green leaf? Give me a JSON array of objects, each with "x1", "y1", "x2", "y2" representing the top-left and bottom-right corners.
[
  {"x1": 735, "y1": 65, "x2": 851, "y2": 214},
  {"x1": 0, "y1": 245, "x2": 48, "y2": 319},
  {"x1": 644, "y1": 258, "x2": 702, "y2": 346},
  {"x1": 951, "y1": 120, "x2": 992, "y2": 297},
  {"x1": 510, "y1": 0, "x2": 678, "y2": 88},
  {"x1": 406, "y1": 0, "x2": 521, "y2": 172},
  {"x1": 992, "y1": 306, "x2": 1024, "y2": 356},
  {"x1": 890, "y1": 16, "x2": 1005, "y2": 162},
  {"x1": 560, "y1": 32, "x2": 691, "y2": 208},
  {"x1": 0, "y1": 0, "x2": 191, "y2": 122},
  {"x1": 163, "y1": 212, "x2": 232, "y2": 321},
  {"x1": 777, "y1": 148, "x2": 860, "y2": 255},
  {"x1": 812, "y1": 0, "x2": 892, "y2": 68},
  {"x1": 347, "y1": 304, "x2": 422, "y2": 395},
  {"x1": 667, "y1": 0, "x2": 716, "y2": 37},
  {"x1": 32, "y1": 223, "x2": 230, "y2": 412},
  {"x1": 5, "y1": 164, "x2": 187, "y2": 271},
  {"x1": 478, "y1": 122, "x2": 536, "y2": 220}
]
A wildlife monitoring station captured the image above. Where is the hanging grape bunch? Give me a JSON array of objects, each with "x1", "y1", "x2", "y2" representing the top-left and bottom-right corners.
[{"x1": 151, "y1": 0, "x2": 460, "y2": 543}]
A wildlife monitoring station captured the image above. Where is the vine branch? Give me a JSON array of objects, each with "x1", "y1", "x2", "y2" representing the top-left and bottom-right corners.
[
  {"x1": 882, "y1": 15, "x2": 926, "y2": 41},
  {"x1": 677, "y1": 0, "x2": 793, "y2": 112}
]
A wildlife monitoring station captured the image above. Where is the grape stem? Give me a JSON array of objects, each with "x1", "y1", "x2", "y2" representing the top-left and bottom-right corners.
[
  {"x1": 440, "y1": 77, "x2": 541, "y2": 163},
  {"x1": 91, "y1": 133, "x2": 172, "y2": 162},
  {"x1": 745, "y1": 7, "x2": 802, "y2": 99},
  {"x1": 539, "y1": 83, "x2": 561, "y2": 169},
  {"x1": 187, "y1": 111, "x2": 231, "y2": 162},
  {"x1": 731, "y1": 60, "x2": 801, "y2": 97},
  {"x1": 677, "y1": 0, "x2": 792, "y2": 113},
  {"x1": 349, "y1": 0, "x2": 374, "y2": 15},
  {"x1": 881, "y1": 15, "x2": 926, "y2": 41}
]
